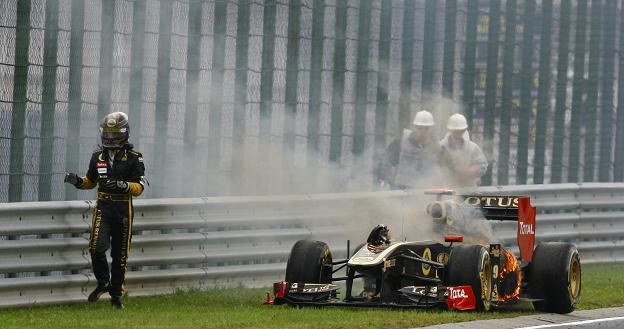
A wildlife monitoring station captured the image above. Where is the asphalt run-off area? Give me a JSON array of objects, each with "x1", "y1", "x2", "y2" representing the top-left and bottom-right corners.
[{"x1": 415, "y1": 307, "x2": 624, "y2": 329}]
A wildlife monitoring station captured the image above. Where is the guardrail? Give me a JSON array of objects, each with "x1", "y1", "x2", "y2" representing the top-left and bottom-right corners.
[
  {"x1": 480, "y1": 183, "x2": 624, "y2": 264},
  {"x1": 0, "y1": 184, "x2": 622, "y2": 307}
]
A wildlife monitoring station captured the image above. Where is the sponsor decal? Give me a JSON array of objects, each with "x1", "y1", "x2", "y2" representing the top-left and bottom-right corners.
[
  {"x1": 348, "y1": 243, "x2": 404, "y2": 266},
  {"x1": 138, "y1": 156, "x2": 143, "y2": 163},
  {"x1": 462, "y1": 196, "x2": 519, "y2": 208},
  {"x1": 518, "y1": 222, "x2": 535, "y2": 235},
  {"x1": 450, "y1": 288, "x2": 468, "y2": 299},
  {"x1": 384, "y1": 259, "x2": 396, "y2": 269},
  {"x1": 96, "y1": 162, "x2": 107, "y2": 168},
  {"x1": 350, "y1": 257, "x2": 376, "y2": 264},
  {"x1": 402, "y1": 286, "x2": 438, "y2": 298},
  {"x1": 302, "y1": 284, "x2": 333, "y2": 293},
  {"x1": 354, "y1": 248, "x2": 377, "y2": 258},
  {"x1": 422, "y1": 248, "x2": 432, "y2": 276},
  {"x1": 517, "y1": 197, "x2": 536, "y2": 262},
  {"x1": 288, "y1": 283, "x2": 336, "y2": 294},
  {"x1": 446, "y1": 286, "x2": 476, "y2": 311},
  {"x1": 490, "y1": 244, "x2": 501, "y2": 258},
  {"x1": 491, "y1": 284, "x2": 499, "y2": 301},
  {"x1": 436, "y1": 252, "x2": 449, "y2": 265}
]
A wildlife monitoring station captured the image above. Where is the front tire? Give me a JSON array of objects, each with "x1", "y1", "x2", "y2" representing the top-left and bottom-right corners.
[
  {"x1": 285, "y1": 240, "x2": 332, "y2": 283},
  {"x1": 529, "y1": 242, "x2": 581, "y2": 314},
  {"x1": 447, "y1": 245, "x2": 492, "y2": 311}
]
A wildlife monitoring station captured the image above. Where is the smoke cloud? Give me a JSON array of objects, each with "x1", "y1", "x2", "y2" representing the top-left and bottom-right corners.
[{"x1": 143, "y1": 91, "x2": 497, "y2": 246}]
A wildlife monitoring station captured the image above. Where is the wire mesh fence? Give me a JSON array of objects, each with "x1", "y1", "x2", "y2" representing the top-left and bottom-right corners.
[{"x1": 1, "y1": 0, "x2": 623, "y2": 202}]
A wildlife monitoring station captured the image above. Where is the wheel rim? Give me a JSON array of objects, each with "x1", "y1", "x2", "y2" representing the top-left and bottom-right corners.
[
  {"x1": 319, "y1": 248, "x2": 332, "y2": 283},
  {"x1": 568, "y1": 253, "x2": 581, "y2": 299},
  {"x1": 480, "y1": 252, "x2": 492, "y2": 310}
]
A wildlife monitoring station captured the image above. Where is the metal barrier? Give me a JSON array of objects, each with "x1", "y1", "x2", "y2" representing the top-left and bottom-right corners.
[
  {"x1": 0, "y1": 184, "x2": 623, "y2": 307},
  {"x1": 481, "y1": 183, "x2": 624, "y2": 265}
]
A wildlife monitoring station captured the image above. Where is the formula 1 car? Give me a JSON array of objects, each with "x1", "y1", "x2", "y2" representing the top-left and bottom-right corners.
[{"x1": 268, "y1": 191, "x2": 581, "y2": 314}]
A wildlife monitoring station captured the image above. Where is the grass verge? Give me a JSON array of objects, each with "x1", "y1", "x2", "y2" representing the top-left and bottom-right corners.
[{"x1": 0, "y1": 264, "x2": 622, "y2": 329}]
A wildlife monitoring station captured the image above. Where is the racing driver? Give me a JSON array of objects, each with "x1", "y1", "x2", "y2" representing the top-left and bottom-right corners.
[{"x1": 64, "y1": 112, "x2": 146, "y2": 309}]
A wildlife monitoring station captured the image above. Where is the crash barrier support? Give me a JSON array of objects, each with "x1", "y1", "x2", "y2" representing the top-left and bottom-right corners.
[{"x1": 0, "y1": 183, "x2": 622, "y2": 307}]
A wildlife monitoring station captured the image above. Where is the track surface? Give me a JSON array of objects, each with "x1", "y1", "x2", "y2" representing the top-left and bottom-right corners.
[{"x1": 415, "y1": 307, "x2": 624, "y2": 329}]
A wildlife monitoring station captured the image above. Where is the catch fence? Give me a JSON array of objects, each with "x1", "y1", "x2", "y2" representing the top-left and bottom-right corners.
[{"x1": 1, "y1": 0, "x2": 624, "y2": 202}]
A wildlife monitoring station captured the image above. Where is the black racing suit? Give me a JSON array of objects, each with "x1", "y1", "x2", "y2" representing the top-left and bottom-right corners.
[{"x1": 79, "y1": 144, "x2": 145, "y2": 298}]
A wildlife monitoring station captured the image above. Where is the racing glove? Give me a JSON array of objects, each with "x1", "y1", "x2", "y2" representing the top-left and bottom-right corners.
[
  {"x1": 64, "y1": 173, "x2": 83, "y2": 188},
  {"x1": 101, "y1": 179, "x2": 130, "y2": 193}
]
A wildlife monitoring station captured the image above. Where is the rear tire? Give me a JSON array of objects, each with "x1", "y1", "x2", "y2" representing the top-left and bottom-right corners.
[
  {"x1": 285, "y1": 240, "x2": 333, "y2": 283},
  {"x1": 447, "y1": 245, "x2": 492, "y2": 311},
  {"x1": 529, "y1": 242, "x2": 581, "y2": 314}
]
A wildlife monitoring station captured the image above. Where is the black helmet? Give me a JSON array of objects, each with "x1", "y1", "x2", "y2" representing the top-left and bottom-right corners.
[
  {"x1": 367, "y1": 224, "x2": 391, "y2": 247},
  {"x1": 100, "y1": 112, "x2": 129, "y2": 148}
]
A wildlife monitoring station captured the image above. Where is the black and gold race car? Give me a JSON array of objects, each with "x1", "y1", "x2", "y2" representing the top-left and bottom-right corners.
[{"x1": 268, "y1": 192, "x2": 581, "y2": 314}]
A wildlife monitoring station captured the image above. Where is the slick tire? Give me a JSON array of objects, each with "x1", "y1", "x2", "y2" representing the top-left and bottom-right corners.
[
  {"x1": 285, "y1": 240, "x2": 332, "y2": 284},
  {"x1": 447, "y1": 245, "x2": 492, "y2": 311},
  {"x1": 529, "y1": 242, "x2": 581, "y2": 314}
]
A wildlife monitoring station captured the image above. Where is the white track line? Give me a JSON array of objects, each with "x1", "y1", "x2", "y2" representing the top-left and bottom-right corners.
[{"x1": 515, "y1": 316, "x2": 624, "y2": 329}]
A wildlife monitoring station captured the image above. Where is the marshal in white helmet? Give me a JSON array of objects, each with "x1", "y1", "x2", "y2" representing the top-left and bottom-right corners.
[
  {"x1": 377, "y1": 110, "x2": 442, "y2": 189},
  {"x1": 439, "y1": 113, "x2": 488, "y2": 187}
]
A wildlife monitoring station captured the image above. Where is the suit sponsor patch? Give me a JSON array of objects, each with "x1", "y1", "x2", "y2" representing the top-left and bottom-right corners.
[
  {"x1": 96, "y1": 162, "x2": 107, "y2": 168},
  {"x1": 97, "y1": 168, "x2": 107, "y2": 174}
]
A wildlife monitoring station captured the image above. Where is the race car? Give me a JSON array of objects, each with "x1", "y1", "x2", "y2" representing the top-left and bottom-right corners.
[{"x1": 267, "y1": 192, "x2": 581, "y2": 314}]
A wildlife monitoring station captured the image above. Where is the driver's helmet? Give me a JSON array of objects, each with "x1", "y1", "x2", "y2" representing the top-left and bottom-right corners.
[
  {"x1": 367, "y1": 224, "x2": 391, "y2": 247},
  {"x1": 100, "y1": 112, "x2": 129, "y2": 149}
]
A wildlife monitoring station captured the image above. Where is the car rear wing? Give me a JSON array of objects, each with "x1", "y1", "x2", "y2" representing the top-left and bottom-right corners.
[
  {"x1": 462, "y1": 194, "x2": 536, "y2": 262},
  {"x1": 425, "y1": 191, "x2": 536, "y2": 262}
]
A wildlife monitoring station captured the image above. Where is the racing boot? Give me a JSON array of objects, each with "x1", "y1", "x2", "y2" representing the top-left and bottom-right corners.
[
  {"x1": 87, "y1": 282, "x2": 110, "y2": 302},
  {"x1": 111, "y1": 296, "x2": 124, "y2": 309}
]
